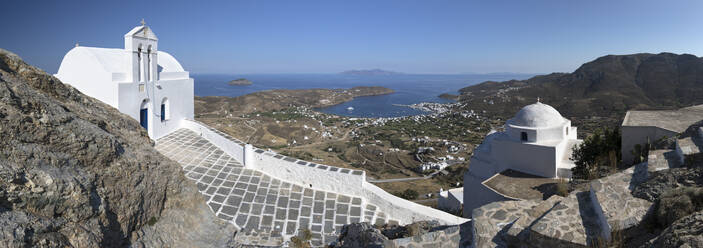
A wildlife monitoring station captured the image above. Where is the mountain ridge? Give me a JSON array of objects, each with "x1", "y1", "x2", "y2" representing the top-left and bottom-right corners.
[{"x1": 457, "y1": 52, "x2": 703, "y2": 132}]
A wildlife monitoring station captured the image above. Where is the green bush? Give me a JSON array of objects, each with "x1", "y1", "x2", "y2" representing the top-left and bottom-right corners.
[
  {"x1": 571, "y1": 128, "x2": 621, "y2": 180},
  {"x1": 656, "y1": 187, "x2": 703, "y2": 227},
  {"x1": 394, "y1": 189, "x2": 419, "y2": 200}
]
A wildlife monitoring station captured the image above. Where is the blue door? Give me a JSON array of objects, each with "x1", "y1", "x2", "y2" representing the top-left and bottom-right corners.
[{"x1": 140, "y1": 108, "x2": 148, "y2": 130}]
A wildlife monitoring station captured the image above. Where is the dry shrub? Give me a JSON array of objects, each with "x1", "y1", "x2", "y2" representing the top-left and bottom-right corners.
[
  {"x1": 656, "y1": 187, "x2": 703, "y2": 227},
  {"x1": 556, "y1": 178, "x2": 569, "y2": 197}
]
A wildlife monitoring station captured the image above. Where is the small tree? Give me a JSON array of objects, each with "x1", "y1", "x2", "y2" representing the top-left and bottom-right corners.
[
  {"x1": 631, "y1": 138, "x2": 651, "y2": 165},
  {"x1": 571, "y1": 128, "x2": 621, "y2": 180}
]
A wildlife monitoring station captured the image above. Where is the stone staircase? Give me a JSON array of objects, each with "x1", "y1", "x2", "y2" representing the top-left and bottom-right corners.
[
  {"x1": 156, "y1": 129, "x2": 398, "y2": 247},
  {"x1": 468, "y1": 151, "x2": 686, "y2": 247}
]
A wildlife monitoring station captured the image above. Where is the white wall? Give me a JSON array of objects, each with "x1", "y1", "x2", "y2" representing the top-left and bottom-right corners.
[
  {"x1": 252, "y1": 152, "x2": 366, "y2": 195},
  {"x1": 621, "y1": 126, "x2": 677, "y2": 165},
  {"x1": 116, "y1": 78, "x2": 193, "y2": 139},
  {"x1": 54, "y1": 49, "x2": 119, "y2": 107},
  {"x1": 492, "y1": 139, "x2": 557, "y2": 178},
  {"x1": 462, "y1": 171, "x2": 514, "y2": 218},
  {"x1": 438, "y1": 189, "x2": 463, "y2": 214},
  {"x1": 181, "y1": 120, "x2": 245, "y2": 162},
  {"x1": 361, "y1": 182, "x2": 468, "y2": 225},
  {"x1": 506, "y1": 122, "x2": 571, "y2": 143}
]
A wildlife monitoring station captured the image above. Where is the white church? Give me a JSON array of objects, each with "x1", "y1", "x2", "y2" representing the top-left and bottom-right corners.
[
  {"x1": 55, "y1": 21, "x2": 193, "y2": 139},
  {"x1": 462, "y1": 101, "x2": 582, "y2": 217}
]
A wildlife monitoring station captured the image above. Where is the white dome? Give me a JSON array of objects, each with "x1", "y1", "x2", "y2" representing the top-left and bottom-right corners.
[{"x1": 509, "y1": 102, "x2": 565, "y2": 127}]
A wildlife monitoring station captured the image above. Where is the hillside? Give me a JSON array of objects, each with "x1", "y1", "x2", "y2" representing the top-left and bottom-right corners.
[
  {"x1": 458, "y1": 53, "x2": 703, "y2": 132},
  {"x1": 195, "y1": 86, "x2": 394, "y2": 117},
  {"x1": 0, "y1": 49, "x2": 235, "y2": 247}
]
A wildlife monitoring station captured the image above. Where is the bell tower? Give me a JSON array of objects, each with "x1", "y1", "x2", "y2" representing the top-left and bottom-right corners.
[{"x1": 125, "y1": 19, "x2": 159, "y2": 83}]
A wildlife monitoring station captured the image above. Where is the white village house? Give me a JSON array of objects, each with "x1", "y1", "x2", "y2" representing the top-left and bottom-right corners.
[
  {"x1": 55, "y1": 22, "x2": 193, "y2": 139},
  {"x1": 463, "y1": 101, "x2": 582, "y2": 217}
]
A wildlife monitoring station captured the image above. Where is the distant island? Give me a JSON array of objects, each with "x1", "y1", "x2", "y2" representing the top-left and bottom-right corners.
[
  {"x1": 228, "y1": 78, "x2": 253, "y2": 86},
  {"x1": 339, "y1": 69, "x2": 402, "y2": 75}
]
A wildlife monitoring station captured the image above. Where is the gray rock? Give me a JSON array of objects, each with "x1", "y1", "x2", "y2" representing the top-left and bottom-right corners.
[
  {"x1": 633, "y1": 167, "x2": 703, "y2": 202},
  {"x1": 650, "y1": 210, "x2": 703, "y2": 248},
  {"x1": 0, "y1": 49, "x2": 236, "y2": 247},
  {"x1": 334, "y1": 222, "x2": 388, "y2": 248}
]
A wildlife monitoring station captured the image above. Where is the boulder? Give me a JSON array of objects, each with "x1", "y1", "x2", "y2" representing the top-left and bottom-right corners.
[
  {"x1": 0, "y1": 48, "x2": 235, "y2": 247},
  {"x1": 650, "y1": 210, "x2": 703, "y2": 248},
  {"x1": 334, "y1": 222, "x2": 388, "y2": 248},
  {"x1": 632, "y1": 167, "x2": 703, "y2": 202}
]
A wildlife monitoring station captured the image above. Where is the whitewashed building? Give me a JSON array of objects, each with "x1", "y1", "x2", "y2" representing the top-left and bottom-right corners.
[
  {"x1": 621, "y1": 104, "x2": 703, "y2": 165},
  {"x1": 462, "y1": 101, "x2": 582, "y2": 217},
  {"x1": 55, "y1": 22, "x2": 194, "y2": 139}
]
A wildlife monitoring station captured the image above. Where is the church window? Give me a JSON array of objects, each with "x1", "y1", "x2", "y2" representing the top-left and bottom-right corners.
[
  {"x1": 521, "y1": 132, "x2": 528, "y2": 141},
  {"x1": 161, "y1": 98, "x2": 170, "y2": 121},
  {"x1": 147, "y1": 46, "x2": 153, "y2": 82},
  {"x1": 137, "y1": 46, "x2": 142, "y2": 82}
]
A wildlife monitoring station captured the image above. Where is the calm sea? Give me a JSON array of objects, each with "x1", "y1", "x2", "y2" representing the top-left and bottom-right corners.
[{"x1": 193, "y1": 73, "x2": 534, "y2": 118}]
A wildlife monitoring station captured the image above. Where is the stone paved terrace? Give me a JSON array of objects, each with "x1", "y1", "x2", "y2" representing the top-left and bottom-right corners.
[
  {"x1": 156, "y1": 129, "x2": 396, "y2": 247},
  {"x1": 483, "y1": 169, "x2": 561, "y2": 200}
]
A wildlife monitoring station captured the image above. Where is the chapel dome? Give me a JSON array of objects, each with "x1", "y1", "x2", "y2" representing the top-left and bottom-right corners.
[{"x1": 508, "y1": 102, "x2": 565, "y2": 127}]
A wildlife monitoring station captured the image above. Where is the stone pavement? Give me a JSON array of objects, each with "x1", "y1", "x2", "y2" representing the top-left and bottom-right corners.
[
  {"x1": 470, "y1": 156, "x2": 669, "y2": 247},
  {"x1": 156, "y1": 129, "x2": 396, "y2": 246}
]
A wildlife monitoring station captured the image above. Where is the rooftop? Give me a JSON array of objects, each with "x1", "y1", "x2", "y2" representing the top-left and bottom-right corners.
[
  {"x1": 483, "y1": 169, "x2": 561, "y2": 200},
  {"x1": 508, "y1": 102, "x2": 567, "y2": 128},
  {"x1": 621, "y1": 104, "x2": 703, "y2": 133}
]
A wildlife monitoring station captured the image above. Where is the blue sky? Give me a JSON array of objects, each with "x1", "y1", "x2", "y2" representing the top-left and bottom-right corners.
[{"x1": 1, "y1": 0, "x2": 701, "y2": 74}]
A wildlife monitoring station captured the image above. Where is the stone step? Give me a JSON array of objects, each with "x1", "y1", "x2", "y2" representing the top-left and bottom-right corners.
[
  {"x1": 505, "y1": 195, "x2": 563, "y2": 241},
  {"x1": 647, "y1": 149, "x2": 682, "y2": 173},
  {"x1": 156, "y1": 129, "x2": 388, "y2": 248},
  {"x1": 527, "y1": 191, "x2": 605, "y2": 247},
  {"x1": 233, "y1": 228, "x2": 285, "y2": 247},
  {"x1": 470, "y1": 200, "x2": 539, "y2": 247},
  {"x1": 590, "y1": 171, "x2": 652, "y2": 231}
]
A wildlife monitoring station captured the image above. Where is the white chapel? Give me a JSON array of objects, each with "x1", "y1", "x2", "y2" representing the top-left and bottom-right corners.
[
  {"x1": 462, "y1": 101, "x2": 582, "y2": 217},
  {"x1": 55, "y1": 22, "x2": 194, "y2": 139}
]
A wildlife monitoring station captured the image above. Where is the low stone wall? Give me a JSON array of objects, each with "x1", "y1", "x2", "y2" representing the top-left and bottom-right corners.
[
  {"x1": 438, "y1": 189, "x2": 463, "y2": 215},
  {"x1": 462, "y1": 171, "x2": 516, "y2": 218},
  {"x1": 362, "y1": 182, "x2": 468, "y2": 226},
  {"x1": 588, "y1": 185, "x2": 612, "y2": 241},
  {"x1": 252, "y1": 151, "x2": 366, "y2": 196},
  {"x1": 181, "y1": 119, "x2": 245, "y2": 162}
]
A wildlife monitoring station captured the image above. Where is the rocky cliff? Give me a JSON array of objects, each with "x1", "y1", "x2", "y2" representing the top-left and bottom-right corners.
[{"x1": 0, "y1": 49, "x2": 236, "y2": 247}]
